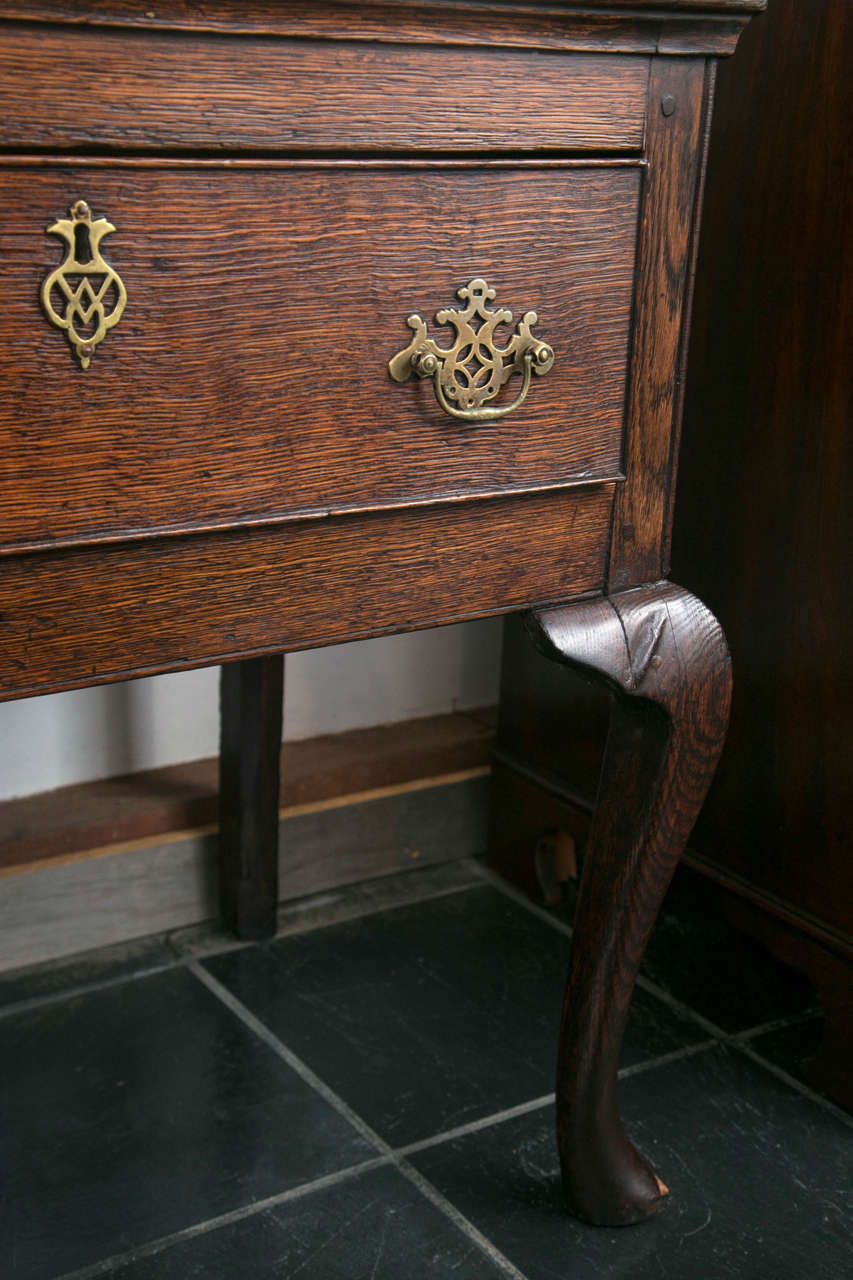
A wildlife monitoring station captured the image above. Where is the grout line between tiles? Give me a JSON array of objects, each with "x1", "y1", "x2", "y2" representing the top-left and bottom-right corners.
[
  {"x1": 472, "y1": 859, "x2": 731, "y2": 1038},
  {"x1": 54, "y1": 1036, "x2": 726, "y2": 1280},
  {"x1": 731, "y1": 1006, "x2": 823, "y2": 1043},
  {"x1": 0, "y1": 864, "x2": 486, "y2": 1020},
  {"x1": 273, "y1": 872, "x2": 486, "y2": 931},
  {"x1": 399, "y1": 1039, "x2": 720, "y2": 1160},
  {"x1": 398, "y1": 1093, "x2": 558, "y2": 1158},
  {"x1": 53, "y1": 1156, "x2": 391, "y2": 1280},
  {"x1": 45, "y1": 942, "x2": 836, "y2": 1280},
  {"x1": 734, "y1": 1042, "x2": 853, "y2": 1130},
  {"x1": 188, "y1": 961, "x2": 389, "y2": 1150},
  {"x1": 474, "y1": 861, "x2": 853, "y2": 1126},
  {"x1": 393, "y1": 1160, "x2": 530, "y2": 1279},
  {"x1": 166, "y1": 863, "x2": 487, "y2": 962},
  {"x1": 631, "y1": 972, "x2": 727, "y2": 1038},
  {"x1": 469, "y1": 860, "x2": 577, "y2": 939},
  {"x1": 15, "y1": 863, "x2": 848, "y2": 1279},
  {"x1": 0, "y1": 865, "x2": 492, "y2": 1024},
  {"x1": 0, "y1": 957, "x2": 186, "y2": 1022},
  {"x1": 617, "y1": 1038, "x2": 718, "y2": 1078},
  {"x1": 188, "y1": 960, "x2": 530, "y2": 1279}
]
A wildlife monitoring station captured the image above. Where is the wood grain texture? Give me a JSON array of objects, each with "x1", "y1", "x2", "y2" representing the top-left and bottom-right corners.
[
  {"x1": 670, "y1": 0, "x2": 852, "y2": 1096},
  {"x1": 608, "y1": 56, "x2": 708, "y2": 590},
  {"x1": 720, "y1": 893, "x2": 853, "y2": 1109},
  {"x1": 1, "y1": 163, "x2": 638, "y2": 552},
  {"x1": 0, "y1": 486, "x2": 613, "y2": 700},
  {"x1": 495, "y1": 610, "x2": 608, "y2": 808},
  {"x1": 674, "y1": 0, "x2": 851, "y2": 943},
  {"x1": 219, "y1": 655, "x2": 284, "y2": 939},
  {"x1": 653, "y1": 18, "x2": 746, "y2": 55},
  {"x1": 0, "y1": 832, "x2": 218, "y2": 971},
  {"x1": 0, "y1": 781, "x2": 488, "y2": 971},
  {"x1": 0, "y1": 0, "x2": 768, "y2": 1238},
  {"x1": 526, "y1": 582, "x2": 731, "y2": 1224},
  {"x1": 0, "y1": 3, "x2": 761, "y2": 58},
  {"x1": 0, "y1": 709, "x2": 495, "y2": 874},
  {"x1": 0, "y1": 30, "x2": 648, "y2": 154}
]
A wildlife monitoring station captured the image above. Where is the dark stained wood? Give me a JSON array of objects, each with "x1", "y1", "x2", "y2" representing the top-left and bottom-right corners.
[
  {"x1": 660, "y1": 59, "x2": 717, "y2": 574},
  {"x1": 526, "y1": 583, "x2": 731, "y2": 1224},
  {"x1": 608, "y1": 56, "x2": 710, "y2": 591},
  {"x1": 0, "y1": 708, "x2": 494, "y2": 874},
  {"x1": 668, "y1": 0, "x2": 853, "y2": 1100},
  {"x1": 219, "y1": 654, "x2": 284, "y2": 939},
  {"x1": 491, "y1": 0, "x2": 851, "y2": 1109},
  {"x1": 1, "y1": 163, "x2": 637, "y2": 553},
  {"x1": 0, "y1": 486, "x2": 613, "y2": 701},
  {"x1": 488, "y1": 757, "x2": 592, "y2": 905},
  {"x1": 0, "y1": 3, "x2": 760, "y2": 58},
  {"x1": 494, "y1": 612, "x2": 607, "y2": 809},
  {"x1": 0, "y1": 0, "x2": 765, "y2": 1227},
  {"x1": 0, "y1": 31, "x2": 648, "y2": 154},
  {"x1": 488, "y1": 617, "x2": 607, "y2": 895},
  {"x1": 653, "y1": 19, "x2": 747, "y2": 55},
  {"x1": 720, "y1": 892, "x2": 852, "y2": 1109}
]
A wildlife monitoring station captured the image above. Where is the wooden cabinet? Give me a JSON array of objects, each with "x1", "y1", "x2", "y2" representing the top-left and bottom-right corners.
[
  {"x1": 670, "y1": 0, "x2": 852, "y2": 1106},
  {"x1": 0, "y1": 0, "x2": 763, "y2": 1226},
  {"x1": 495, "y1": 0, "x2": 851, "y2": 1109},
  {"x1": 3, "y1": 164, "x2": 637, "y2": 549}
]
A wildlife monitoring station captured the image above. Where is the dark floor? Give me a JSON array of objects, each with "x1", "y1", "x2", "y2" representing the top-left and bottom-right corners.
[{"x1": 1, "y1": 858, "x2": 850, "y2": 1279}]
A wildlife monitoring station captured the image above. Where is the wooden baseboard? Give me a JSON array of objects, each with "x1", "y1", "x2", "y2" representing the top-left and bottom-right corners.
[
  {"x1": 0, "y1": 771, "x2": 492, "y2": 972},
  {"x1": 0, "y1": 706, "x2": 496, "y2": 877},
  {"x1": 490, "y1": 752, "x2": 853, "y2": 963},
  {"x1": 682, "y1": 849, "x2": 853, "y2": 963},
  {"x1": 0, "y1": 709, "x2": 496, "y2": 971}
]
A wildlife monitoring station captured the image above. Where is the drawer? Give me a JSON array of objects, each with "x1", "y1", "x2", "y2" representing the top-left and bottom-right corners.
[
  {"x1": 0, "y1": 160, "x2": 640, "y2": 553},
  {"x1": 0, "y1": 27, "x2": 649, "y2": 153},
  {"x1": 0, "y1": 487, "x2": 614, "y2": 699}
]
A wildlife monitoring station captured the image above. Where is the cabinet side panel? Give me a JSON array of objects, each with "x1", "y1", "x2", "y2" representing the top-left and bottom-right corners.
[{"x1": 608, "y1": 56, "x2": 708, "y2": 590}]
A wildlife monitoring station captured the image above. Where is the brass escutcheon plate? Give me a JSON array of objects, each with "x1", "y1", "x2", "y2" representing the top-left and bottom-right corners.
[{"x1": 41, "y1": 199, "x2": 127, "y2": 369}]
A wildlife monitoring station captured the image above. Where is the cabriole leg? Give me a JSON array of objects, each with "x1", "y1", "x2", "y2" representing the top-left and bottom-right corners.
[{"x1": 525, "y1": 582, "x2": 731, "y2": 1225}]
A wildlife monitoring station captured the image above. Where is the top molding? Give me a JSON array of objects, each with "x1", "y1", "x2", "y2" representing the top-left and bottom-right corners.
[{"x1": 0, "y1": 1, "x2": 767, "y2": 58}]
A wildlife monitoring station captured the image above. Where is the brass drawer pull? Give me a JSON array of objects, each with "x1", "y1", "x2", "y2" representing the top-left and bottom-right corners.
[
  {"x1": 389, "y1": 277, "x2": 554, "y2": 422},
  {"x1": 41, "y1": 200, "x2": 127, "y2": 369}
]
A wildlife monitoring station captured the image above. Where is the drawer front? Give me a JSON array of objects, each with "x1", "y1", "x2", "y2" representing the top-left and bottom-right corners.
[
  {"x1": 0, "y1": 487, "x2": 614, "y2": 700},
  {"x1": 0, "y1": 28, "x2": 648, "y2": 153},
  {"x1": 1, "y1": 161, "x2": 639, "y2": 553}
]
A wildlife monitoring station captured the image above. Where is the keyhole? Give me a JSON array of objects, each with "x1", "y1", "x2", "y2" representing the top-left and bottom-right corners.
[{"x1": 74, "y1": 222, "x2": 92, "y2": 264}]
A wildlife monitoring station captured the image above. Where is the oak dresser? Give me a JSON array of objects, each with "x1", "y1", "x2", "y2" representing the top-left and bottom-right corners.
[{"x1": 0, "y1": 0, "x2": 763, "y2": 1228}]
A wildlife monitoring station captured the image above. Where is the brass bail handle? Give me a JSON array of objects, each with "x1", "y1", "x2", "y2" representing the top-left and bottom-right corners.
[{"x1": 388, "y1": 277, "x2": 554, "y2": 422}]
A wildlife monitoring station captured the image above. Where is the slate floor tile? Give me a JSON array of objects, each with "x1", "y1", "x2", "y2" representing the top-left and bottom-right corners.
[
  {"x1": 747, "y1": 1012, "x2": 828, "y2": 1091},
  {"x1": 104, "y1": 1164, "x2": 508, "y2": 1279},
  {"x1": 0, "y1": 932, "x2": 177, "y2": 1012},
  {"x1": 0, "y1": 967, "x2": 373, "y2": 1280},
  {"x1": 548, "y1": 866, "x2": 817, "y2": 1034},
  {"x1": 204, "y1": 885, "x2": 704, "y2": 1147},
  {"x1": 636, "y1": 868, "x2": 818, "y2": 1032},
  {"x1": 171, "y1": 859, "x2": 483, "y2": 960},
  {"x1": 411, "y1": 1044, "x2": 853, "y2": 1280}
]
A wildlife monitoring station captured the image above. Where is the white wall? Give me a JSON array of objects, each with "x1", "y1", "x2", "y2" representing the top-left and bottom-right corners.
[{"x1": 0, "y1": 620, "x2": 503, "y2": 801}]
